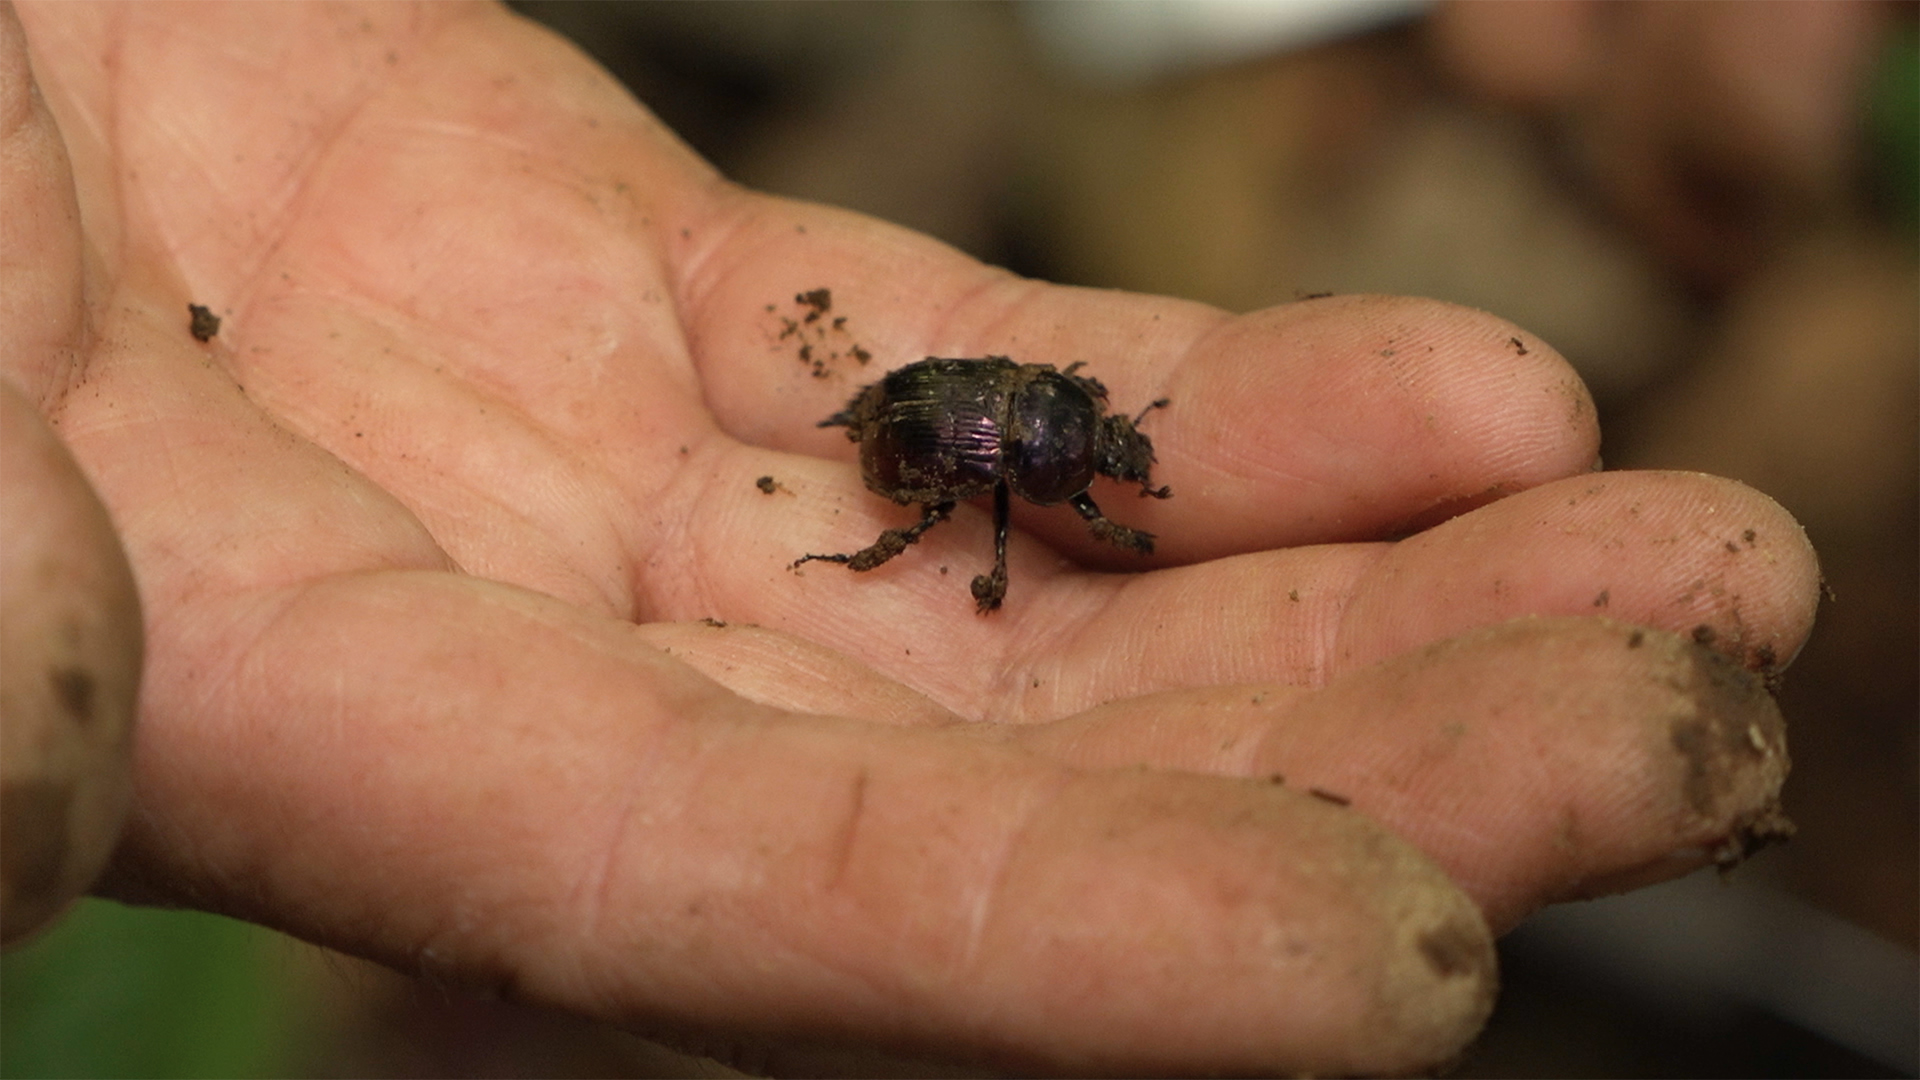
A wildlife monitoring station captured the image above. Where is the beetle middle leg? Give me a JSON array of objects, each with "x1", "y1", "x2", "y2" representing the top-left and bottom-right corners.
[
  {"x1": 969, "y1": 481, "x2": 1011, "y2": 613},
  {"x1": 791, "y1": 501, "x2": 956, "y2": 574},
  {"x1": 1070, "y1": 491, "x2": 1156, "y2": 555}
]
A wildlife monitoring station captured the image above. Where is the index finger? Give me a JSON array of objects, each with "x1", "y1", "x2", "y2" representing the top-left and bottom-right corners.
[{"x1": 677, "y1": 196, "x2": 1599, "y2": 563}]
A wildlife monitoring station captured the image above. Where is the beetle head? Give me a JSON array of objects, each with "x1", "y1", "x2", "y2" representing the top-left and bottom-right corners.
[{"x1": 1096, "y1": 413, "x2": 1169, "y2": 497}]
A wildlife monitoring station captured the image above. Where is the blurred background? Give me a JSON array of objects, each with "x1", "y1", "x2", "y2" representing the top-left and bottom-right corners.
[{"x1": 5, "y1": 1, "x2": 1914, "y2": 1076}]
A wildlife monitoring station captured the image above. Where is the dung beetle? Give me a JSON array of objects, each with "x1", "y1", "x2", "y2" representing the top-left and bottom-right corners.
[{"x1": 792, "y1": 356, "x2": 1171, "y2": 611}]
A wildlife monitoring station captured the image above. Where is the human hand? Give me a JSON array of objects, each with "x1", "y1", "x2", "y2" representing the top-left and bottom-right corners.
[{"x1": 3, "y1": 2, "x2": 1818, "y2": 1074}]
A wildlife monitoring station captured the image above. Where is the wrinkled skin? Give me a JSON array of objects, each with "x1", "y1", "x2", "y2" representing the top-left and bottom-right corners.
[{"x1": 1, "y1": 3, "x2": 1820, "y2": 1075}]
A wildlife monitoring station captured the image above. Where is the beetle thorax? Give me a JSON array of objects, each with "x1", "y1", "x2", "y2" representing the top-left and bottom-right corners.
[{"x1": 1003, "y1": 368, "x2": 1099, "y2": 504}]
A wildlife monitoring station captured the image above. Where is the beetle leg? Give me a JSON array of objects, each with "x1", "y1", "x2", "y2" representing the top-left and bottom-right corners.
[
  {"x1": 1070, "y1": 491, "x2": 1156, "y2": 555},
  {"x1": 1132, "y1": 397, "x2": 1169, "y2": 425},
  {"x1": 1129, "y1": 398, "x2": 1175, "y2": 495},
  {"x1": 790, "y1": 501, "x2": 955, "y2": 573},
  {"x1": 970, "y1": 481, "x2": 1011, "y2": 612}
]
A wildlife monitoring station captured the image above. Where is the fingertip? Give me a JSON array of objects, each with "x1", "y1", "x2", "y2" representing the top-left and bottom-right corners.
[
  {"x1": 1339, "y1": 469, "x2": 1825, "y2": 678},
  {"x1": 1667, "y1": 471, "x2": 1824, "y2": 670},
  {"x1": 1508, "y1": 619, "x2": 1796, "y2": 922},
  {"x1": 974, "y1": 770, "x2": 1496, "y2": 1075},
  {"x1": 1164, "y1": 295, "x2": 1600, "y2": 555},
  {"x1": 1258, "y1": 616, "x2": 1795, "y2": 933},
  {"x1": 0, "y1": 383, "x2": 143, "y2": 945}
]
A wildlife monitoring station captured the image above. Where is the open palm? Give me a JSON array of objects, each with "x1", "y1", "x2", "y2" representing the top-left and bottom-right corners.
[{"x1": 5, "y1": 3, "x2": 1819, "y2": 1073}]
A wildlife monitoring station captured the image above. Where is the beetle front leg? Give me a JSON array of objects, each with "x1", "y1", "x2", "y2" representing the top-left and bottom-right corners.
[
  {"x1": 1130, "y1": 399, "x2": 1173, "y2": 498},
  {"x1": 1132, "y1": 397, "x2": 1170, "y2": 425},
  {"x1": 970, "y1": 481, "x2": 1011, "y2": 613},
  {"x1": 1070, "y1": 491, "x2": 1156, "y2": 555},
  {"x1": 791, "y1": 501, "x2": 955, "y2": 573}
]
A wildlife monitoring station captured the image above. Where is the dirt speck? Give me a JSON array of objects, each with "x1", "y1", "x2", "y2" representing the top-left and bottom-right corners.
[
  {"x1": 1751, "y1": 643, "x2": 1783, "y2": 693},
  {"x1": 1712, "y1": 805, "x2": 1796, "y2": 869},
  {"x1": 770, "y1": 288, "x2": 873, "y2": 377},
  {"x1": 1417, "y1": 918, "x2": 1489, "y2": 979},
  {"x1": 188, "y1": 303, "x2": 221, "y2": 342},
  {"x1": 49, "y1": 666, "x2": 95, "y2": 726},
  {"x1": 1664, "y1": 642, "x2": 1792, "y2": 868},
  {"x1": 796, "y1": 288, "x2": 831, "y2": 321}
]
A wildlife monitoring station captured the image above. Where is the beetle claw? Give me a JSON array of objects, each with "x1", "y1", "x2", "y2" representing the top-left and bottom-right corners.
[
  {"x1": 1089, "y1": 517, "x2": 1156, "y2": 555},
  {"x1": 970, "y1": 568, "x2": 1007, "y2": 612}
]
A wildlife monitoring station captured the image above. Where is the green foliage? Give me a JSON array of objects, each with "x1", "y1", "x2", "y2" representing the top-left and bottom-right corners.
[
  {"x1": 1, "y1": 899, "x2": 300, "y2": 1079},
  {"x1": 1867, "y1": 22, "x2": 1919, "y2": 230}
]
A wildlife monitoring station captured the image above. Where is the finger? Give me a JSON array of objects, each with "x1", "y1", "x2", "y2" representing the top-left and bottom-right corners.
[
  {"x1": 679, "y1": 196, "x2": 1600, "y2": 562},
  {"x1": 679, "y1": 463, "x2": 1817, "y2": 717},
  {"x1": 1330, "y1": 468, "x2": 1823, "y2": 676},
  {"x1": 105, "y1": 570, "x2": 1495, "y2": 1076},
  {"x1": 0, "y1": 381, "x2": 144, "y2": 944},
  {"x1": 1008, "y1": 616, "x2": 1793, "y2": 934}
]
